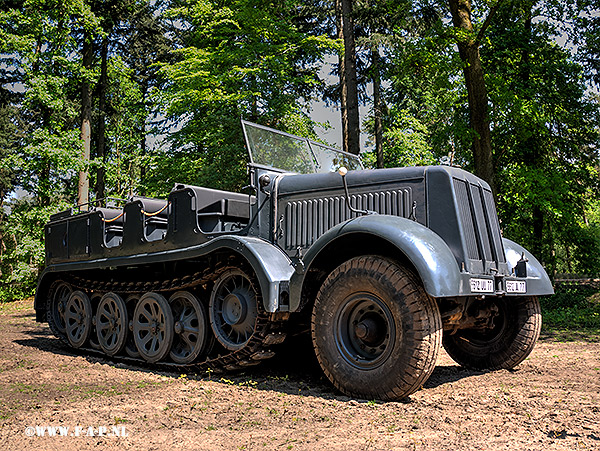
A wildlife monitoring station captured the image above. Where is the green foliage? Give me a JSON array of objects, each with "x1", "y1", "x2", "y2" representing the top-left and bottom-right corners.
[
  {"x1": 0, "y1": 0, "x2": 165, "y2": 299},
  {"x1": 542, "y1": 284, "x2": 600, "y2": 332},
  {"x1": 483, "y1": 1, "x2": 600, "y2": 274},
  {"x1": 0, "y1": 198, "x2": 70, "y2": 301},
  {"x1": 363, "y1": 110, "x2": 436, "y2": 168},
  {"x1": 154, "y1": 0, "x2": 335, "y2": 192},
  {"x1": 99, "y1": 56, "x2": 146, "y2": 198},
  {"x1": 384, "y1": 17, "x2": 473, "y2": 168},
  {"x1": 2, "y1": 0, "x2": 600, "y2": 301}
]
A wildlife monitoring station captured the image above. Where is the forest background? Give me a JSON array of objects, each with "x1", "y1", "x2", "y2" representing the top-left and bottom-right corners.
[{"x1": 1, "y1": 0, "x2": 599, "y2": 304}]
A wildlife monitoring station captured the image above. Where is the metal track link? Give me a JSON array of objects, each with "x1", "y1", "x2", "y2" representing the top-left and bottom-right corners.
[{"x1": 56, "y1": 264, "x2": 288, "y2": 375}]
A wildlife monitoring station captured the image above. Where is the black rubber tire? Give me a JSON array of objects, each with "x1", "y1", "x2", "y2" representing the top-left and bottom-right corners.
[
  {"x1": 311, "y1": 256, "x2": 442, "y2": 401},
  {"x1": 96, "y1": 292, "x2": 128, "y2": 356},
  {"x1": 442, "y1": 296, "x2": 542, "y2": 371}
]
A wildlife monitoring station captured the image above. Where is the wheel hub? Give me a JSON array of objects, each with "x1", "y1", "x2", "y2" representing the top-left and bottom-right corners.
[
  {"x1": 222, "y1": 293, "x2": 247, "y2": 325},
  {"x1": 354, "y1": 318, "x2": 381, "y2": 342},
  {"x1": 65, "y1": 291, "x2": 93, "y2": 349},
  {"x1": 335, "y1": 293, "x2": 395, "y2": 369},
  {"x1": 169, "y1": 291, "x2": 211, "y2": 364},
  {"x1": 174, "y1": 321, "x2": 183, "y2": 334}
]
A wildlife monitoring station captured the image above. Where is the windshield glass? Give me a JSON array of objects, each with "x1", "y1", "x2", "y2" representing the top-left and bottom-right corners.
[{"x1": 242, "y1": 120, "x2": 362, "y2": 174}]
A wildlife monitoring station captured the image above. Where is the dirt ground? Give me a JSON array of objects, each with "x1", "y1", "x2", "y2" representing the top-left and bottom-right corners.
[{"x1": 0, "y1": 298, "x2": 598, "y2": 451}]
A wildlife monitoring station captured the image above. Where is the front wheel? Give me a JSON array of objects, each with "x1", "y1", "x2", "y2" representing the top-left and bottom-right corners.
[
  {"x1": 442, "y1": 296, "x2": 541, "y2": 371},
  {"x1": 311, "y1": 256, "x2": 442, "y2": 401}
]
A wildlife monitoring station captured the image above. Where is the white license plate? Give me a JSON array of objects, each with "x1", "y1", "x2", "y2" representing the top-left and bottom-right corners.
[
  {"x1": 470, "y1": 278, "x2": 494, "y2": 293},
  {"x1": 506, "y1": 280, "x2": 527, "y2": 293}
]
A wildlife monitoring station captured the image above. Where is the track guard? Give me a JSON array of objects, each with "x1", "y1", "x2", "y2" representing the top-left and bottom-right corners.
[{"x1": 34, "y1": 236, "x2": 295, "y2": 318}]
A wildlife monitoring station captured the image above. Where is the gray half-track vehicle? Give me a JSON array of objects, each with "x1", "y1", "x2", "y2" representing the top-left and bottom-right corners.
[{"x1": 34, "y1": 121, "x2": 553, "y2": 400}]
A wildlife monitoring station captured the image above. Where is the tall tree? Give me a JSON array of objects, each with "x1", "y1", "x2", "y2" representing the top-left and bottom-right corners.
[
  {"x1": 447, "y1": 0, "x2": 502, "y2": 195},
  {"x1": 79, "y1": 30, "x2": 94, "y2": 208},
  {"x1": 336, "y1": 0, "x2": 361, "y2": 155}
]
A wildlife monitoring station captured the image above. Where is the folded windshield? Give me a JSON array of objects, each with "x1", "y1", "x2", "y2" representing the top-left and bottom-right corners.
[{"x1": 242, "y1": 120, "x2": 363, "y2": 174}]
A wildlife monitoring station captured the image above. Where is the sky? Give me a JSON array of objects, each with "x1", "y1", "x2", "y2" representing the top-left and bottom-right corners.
[{"x1": 310, "y1": 55, "x2": 373, "y2": 153}]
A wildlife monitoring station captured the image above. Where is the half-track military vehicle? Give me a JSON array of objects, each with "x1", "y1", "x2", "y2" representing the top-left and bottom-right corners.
[{"x1": 34, "y1": 121, "x2": 553, "y2": 400}]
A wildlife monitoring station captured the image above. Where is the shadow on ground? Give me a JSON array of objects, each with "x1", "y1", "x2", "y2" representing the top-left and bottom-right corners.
[{"x1": 14, "y1": 329, "x2": 486, "y2": 402}]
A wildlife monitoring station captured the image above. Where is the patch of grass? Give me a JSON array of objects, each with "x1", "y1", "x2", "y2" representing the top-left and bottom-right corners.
[
  {"x1": 0, "y1": 298, "x2": 33, "y2": 314},
  {"x1": 10, "y1": 382, "x2": 47, "y2": 394},
  {"x1": 541, "y1": 283, "x2": 600, "y2": 341}
]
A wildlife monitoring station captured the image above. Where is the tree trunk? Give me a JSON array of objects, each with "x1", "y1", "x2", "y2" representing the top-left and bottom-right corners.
[
  {"x1": 448, "y1": 0, "x2": 496, "y2": 196},
  {"x1": 371, "y1": 49, "x2": 384, "y2": 168},
  {"x1": 335, "y1": 0, "x2": 360, "y2": 155},
  {"x1": 79, "y1": 32, "x2": 93, "y2": 209},
  {"x1": 95, "y1": 36, "x2": 108, "y2": 203}
]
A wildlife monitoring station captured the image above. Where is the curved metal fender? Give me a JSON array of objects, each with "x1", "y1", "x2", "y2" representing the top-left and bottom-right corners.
[
  {"x1": 289, "y1": 215, "x2": 464, "y2": 311},
  {"x1": 34, "y1": 236, "x2": 295, "y2": 316},
  {"x1": 502, "y1": 238, "x2": 554, "y2": 295}
]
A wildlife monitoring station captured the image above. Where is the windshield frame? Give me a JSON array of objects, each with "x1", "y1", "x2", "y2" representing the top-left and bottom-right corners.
[{"x1": 242, "y1": 120, "x2": 363, "y2": 174}]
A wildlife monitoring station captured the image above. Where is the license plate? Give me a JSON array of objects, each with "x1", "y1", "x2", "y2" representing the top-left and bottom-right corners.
[
  {"x1": 470, "y1": 278, "x2": 494, "y2": 293},
  {"x1": 506, "y1": 280, "x2": 527, "y2": 293}
]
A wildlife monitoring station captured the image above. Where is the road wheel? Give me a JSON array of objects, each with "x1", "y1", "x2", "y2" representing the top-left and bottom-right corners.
[
  {"x1": 311, "y1": 256, "x2": 442, "y2": 401},
  {"x1": 443, "y1": 296, "x2": 541, "y2": 370},
  {"x1": 89, "y1": 293, "x2": 103, "y2": 350},
  {"x1": 132, "y1": 292, "x2": 174, "y2": 363},
  {"x1": 47, "y1": 281, "x2": 72, "y2": 341},
  {"x1": 96, "y1": 292, "x2": 128, "y2": 356},
  {"x1": 65, "y1": 291, "x2": 93, "y2": 348},
  {"x1": 124, "y1": 295, "x2": 141, "y2": 358},
  {"x1": 169, "y1": 291, "x2": 213, "y2": 364}
]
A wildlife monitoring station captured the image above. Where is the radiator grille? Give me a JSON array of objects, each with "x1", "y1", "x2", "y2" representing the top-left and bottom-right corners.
[
  {"x1": 453, "y1": 178, "x2": 505, "y2": 271},
  {"x1": 283, "y1": 189, "x2": 412, "y2": 250}
]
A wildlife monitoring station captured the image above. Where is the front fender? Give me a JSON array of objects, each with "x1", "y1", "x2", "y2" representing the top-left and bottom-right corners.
[
  {"x1": 502, "y1": 238, "x2": 554, "y2": 295},
  {"x1": 289, "y1": 215, "x2": 465, "y2": 311}
]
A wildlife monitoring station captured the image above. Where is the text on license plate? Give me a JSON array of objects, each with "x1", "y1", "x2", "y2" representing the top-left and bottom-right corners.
[
  {"x1": 506, "y1": 280, "x2": 527, "y2": 293},
  {"x1": 470, "y1": 278, "x2": 494, "y2": 293}
]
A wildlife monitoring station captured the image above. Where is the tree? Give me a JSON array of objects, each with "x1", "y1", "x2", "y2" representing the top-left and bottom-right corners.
[
  {"x1": 336, "y1": 0, "x2": 361, "y2": 155},
  {"x1": 447, "y1": 0, "x2": 502, "y2": 195},
  {"x1": 484, "y1": 0, "x2": 600, "y2": 273},
  {"x1": 155, "y1": 0, "x2": 334, "y2": 193}
]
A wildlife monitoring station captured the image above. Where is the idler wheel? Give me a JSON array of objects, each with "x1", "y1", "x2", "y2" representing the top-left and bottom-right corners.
[{"x1": 209, "y1": 269, "x2": 259, "y2": 351}]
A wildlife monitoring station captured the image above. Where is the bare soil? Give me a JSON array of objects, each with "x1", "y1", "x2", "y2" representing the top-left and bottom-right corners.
[{"x1": 0, "y1": 298, "x2": 599, "y2": 450}]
